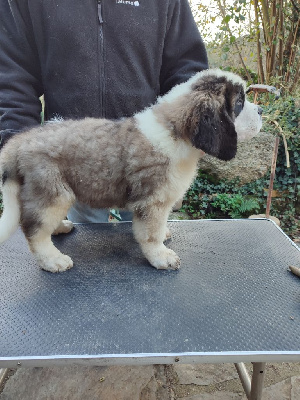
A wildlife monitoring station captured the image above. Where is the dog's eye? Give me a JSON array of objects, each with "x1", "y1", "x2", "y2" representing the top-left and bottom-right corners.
[{"x1": 234, "y1": 95, "x2": 244, "y2": 117}]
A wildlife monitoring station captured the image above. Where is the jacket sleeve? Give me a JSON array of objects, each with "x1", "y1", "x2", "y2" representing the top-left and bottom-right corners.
[
  {"x1": 160, "y1": 0, "x2": 209, "y2": 95},
  {"x1": 0, "y1": 0, "x2": 43, "y2": 149}
]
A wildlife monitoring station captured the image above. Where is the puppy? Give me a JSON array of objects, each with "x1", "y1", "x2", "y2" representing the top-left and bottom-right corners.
[{"x1": 0, "y1": 69, "x2": 262, "y2": 272}]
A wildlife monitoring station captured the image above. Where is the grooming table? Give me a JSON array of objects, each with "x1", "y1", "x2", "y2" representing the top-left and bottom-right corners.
[{"x1": 1, "y1": 219, "x2": 300, "y2": 399}]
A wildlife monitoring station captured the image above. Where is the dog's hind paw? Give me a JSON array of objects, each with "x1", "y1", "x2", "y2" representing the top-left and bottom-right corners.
[{"x1": 40, "y1": 254, "x2": 74, "y2": 273}]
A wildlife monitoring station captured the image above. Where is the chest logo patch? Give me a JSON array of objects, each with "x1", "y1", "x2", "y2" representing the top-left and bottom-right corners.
[{"x1": 116, "y1": 0, "x2": 140, "y2": 6}]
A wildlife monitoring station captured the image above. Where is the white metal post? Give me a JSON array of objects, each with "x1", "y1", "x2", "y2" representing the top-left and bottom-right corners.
[{"x1": 250, "y1": 362, "x2": 266, "y2": 400}]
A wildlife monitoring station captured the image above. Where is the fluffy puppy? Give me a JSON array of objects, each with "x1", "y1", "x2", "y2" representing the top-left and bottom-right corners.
[{"x1": 0, "y1": 69, "x2": 262, "y2": 272}]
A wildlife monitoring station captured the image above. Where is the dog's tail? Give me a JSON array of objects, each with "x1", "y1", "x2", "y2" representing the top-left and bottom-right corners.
[{"x1": 0, "y1": 145, "x2": 21, "y2": 244}]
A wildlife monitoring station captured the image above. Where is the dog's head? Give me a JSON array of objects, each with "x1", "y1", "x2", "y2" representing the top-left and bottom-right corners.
[{"x1": 182, "y1": 70, "x2": 262, "y2": 161}]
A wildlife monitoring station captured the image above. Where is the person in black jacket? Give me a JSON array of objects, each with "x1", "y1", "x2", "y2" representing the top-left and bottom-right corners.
[{"x1": 0, "y1": 0, "x2": 208, "y2": 222}]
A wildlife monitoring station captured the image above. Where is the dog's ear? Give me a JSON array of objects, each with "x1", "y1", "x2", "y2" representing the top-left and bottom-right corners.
[{"x1": 190, "y1": 103, "x2": 237, "y2": 161}]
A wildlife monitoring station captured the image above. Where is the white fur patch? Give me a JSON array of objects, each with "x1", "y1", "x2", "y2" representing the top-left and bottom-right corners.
[
  {"x1": 134, "y1": 106, "x2": 200, "y2": 211},
  {"x1": 134, "y1": 107, "x2": 198, "y2": 161},
  {"x1": 0, "y1": 181, "x2": 20, "y2": 243}
]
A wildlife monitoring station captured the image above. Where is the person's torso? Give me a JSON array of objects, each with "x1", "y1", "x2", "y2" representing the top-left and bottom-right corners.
[{"x1": 24, "y1": 0, "x2": 172, "y2": 120}]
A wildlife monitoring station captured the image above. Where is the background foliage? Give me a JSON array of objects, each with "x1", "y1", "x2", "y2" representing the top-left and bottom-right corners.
[
  {"x1": 189, "y1": 0, "x2": 300, "y2": 94},
  {"x1": 180, "y1": 1, "x2": 299, "y2": 238}
]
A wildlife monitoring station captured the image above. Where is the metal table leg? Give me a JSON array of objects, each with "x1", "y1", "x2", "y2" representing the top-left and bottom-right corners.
[
  {"x1": 250, "y1": 362, "x2": 266, "y2": 400},
  {"x1": 0, "y1": 368, "x2": 9, "y2": 387},
  {"x1": 235, "y1": 362, "x2": 266, "y2": 400}
]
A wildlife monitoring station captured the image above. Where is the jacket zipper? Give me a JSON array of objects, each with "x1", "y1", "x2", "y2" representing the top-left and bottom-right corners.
[
  {"x1": 97, "y1": 0, "x2": 103, "y2": 23},
  {"x1": 97, "y1": 0, "x2": 105, "y2": 117}
]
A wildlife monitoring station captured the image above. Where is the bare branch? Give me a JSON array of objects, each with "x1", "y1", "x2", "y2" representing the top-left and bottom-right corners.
[{"x1": 216, "y1": 0, "x2": 252, "y2": 81}]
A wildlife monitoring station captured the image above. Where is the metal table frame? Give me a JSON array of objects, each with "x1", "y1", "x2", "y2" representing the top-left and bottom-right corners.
[{"x1": 1, "y1": 219, "x2": 300, "y2": 400}]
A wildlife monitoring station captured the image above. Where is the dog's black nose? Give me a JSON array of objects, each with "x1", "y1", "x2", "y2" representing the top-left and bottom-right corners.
[{"x1": 258, "y1": 106, "x2": 263, "y2": 116}]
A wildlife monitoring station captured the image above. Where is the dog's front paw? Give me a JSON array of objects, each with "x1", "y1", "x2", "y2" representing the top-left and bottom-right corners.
[
  {"x1": 39, "y1": 254, "x2": 74, "y2": 273},
  {"x1": 147, "y1": 245, "x2": 180, "y2": 270}
]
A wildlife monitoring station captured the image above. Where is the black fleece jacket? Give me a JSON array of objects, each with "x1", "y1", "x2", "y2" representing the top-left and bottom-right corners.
[{"x1": 0, "y1": 0, "x2": 208, "y2": 147}]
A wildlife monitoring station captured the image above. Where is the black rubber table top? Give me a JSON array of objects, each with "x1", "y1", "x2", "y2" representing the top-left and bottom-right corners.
[{"x1": 1, "y1": 219, "x2": 300, "y2": 366}]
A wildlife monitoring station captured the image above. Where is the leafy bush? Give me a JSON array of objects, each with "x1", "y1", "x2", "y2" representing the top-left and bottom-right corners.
[
  {"x1": 211, "y1": 193, "x2": 260, "y2": 219},
  {"x1": 183, "y1": 171, "x2": 268, "y2": 219}
]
